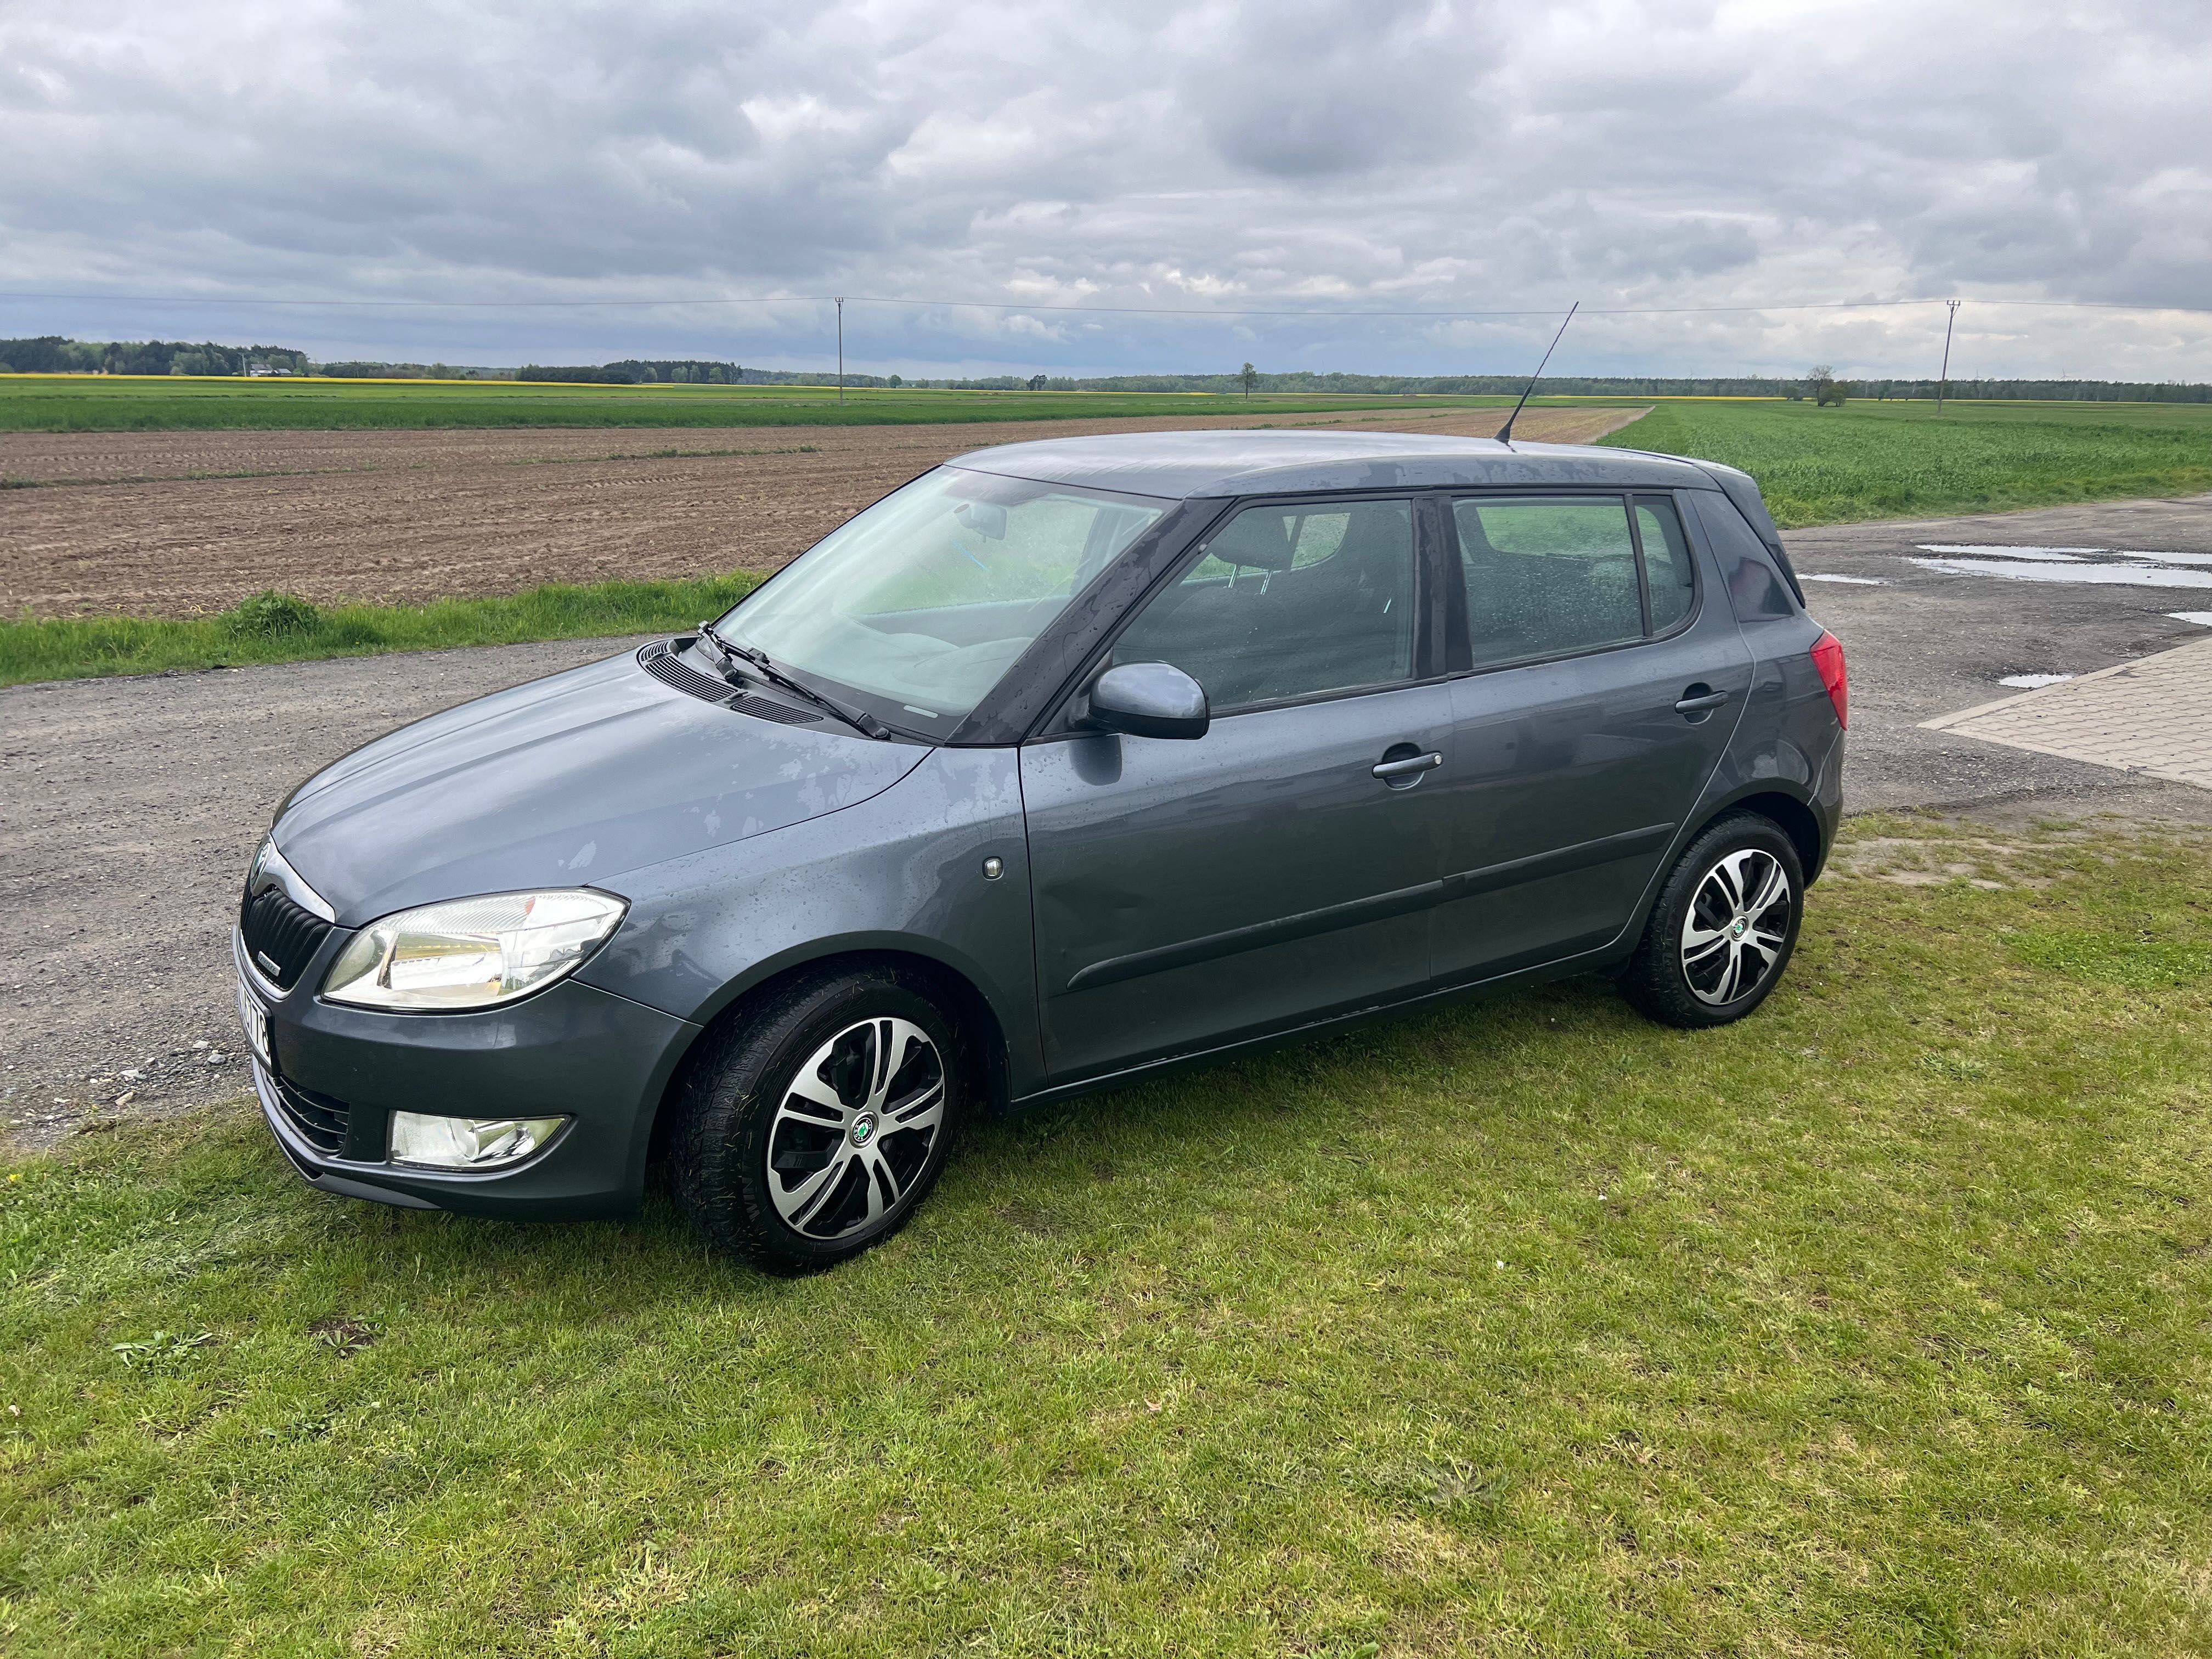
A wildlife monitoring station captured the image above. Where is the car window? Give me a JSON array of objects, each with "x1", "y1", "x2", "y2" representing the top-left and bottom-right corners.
[
  {"x1": 1635, "y1": 496, "x2": 1697, "y2": 633},
  {"x1": 1687, "y1": 491, "x2": 1799, "y2": 621},
  {"x1": 719, "y1": 466, "x2": 1164, "y2": 729},
  {"x1": 1111, "y1": 499, "x2": 1416, "y2": 710},
  {"x1": 1454, "y1": 496, "x2": 1644, "y2": 667}
]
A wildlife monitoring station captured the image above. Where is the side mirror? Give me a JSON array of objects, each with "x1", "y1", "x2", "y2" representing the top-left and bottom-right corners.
[{"x1": 1082, "y1": 662, "x2": 1209, "y2": 741}]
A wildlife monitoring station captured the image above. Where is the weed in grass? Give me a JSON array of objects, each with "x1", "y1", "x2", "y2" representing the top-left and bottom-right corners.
[{"x1": 108, "y1": 1330, "x2": 217, "y2": 1373}]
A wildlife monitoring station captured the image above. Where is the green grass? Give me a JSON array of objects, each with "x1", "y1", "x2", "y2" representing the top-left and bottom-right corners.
[
  {"x1": 6, "y1": 819, "x2": 2211, "y2": 1655},
  {"x1": 1598, "y1": 398, "x2": 2212, "y2": 527},
  {"x1": 0, "y1": 375, "x2": 1505, "y2": 433},
  {"x1": 0, "y1": 574, "x2": 759, "y2": 687}
]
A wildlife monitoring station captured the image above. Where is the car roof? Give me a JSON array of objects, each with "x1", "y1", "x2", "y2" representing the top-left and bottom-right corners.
[{"x1": 944, "y1": 428, "x2": 1714, "y2": 500}]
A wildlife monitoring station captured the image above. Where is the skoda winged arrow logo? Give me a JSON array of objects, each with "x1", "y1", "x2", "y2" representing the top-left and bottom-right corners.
[{"x1": 850, "y1": 1114, "x2": 878, "y2": 1148}]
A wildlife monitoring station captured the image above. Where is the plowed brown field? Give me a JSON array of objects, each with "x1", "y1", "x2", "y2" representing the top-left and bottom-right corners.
[{"x1": 0, "y1": 405, "x2": 1644, "y2": 617}]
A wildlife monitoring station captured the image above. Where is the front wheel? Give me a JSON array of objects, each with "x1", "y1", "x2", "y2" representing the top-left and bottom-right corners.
[
  {"x1": 671, "y1": 966, "x2": 963, "y2": 1270},
  {"x1": 1620, "y1": 814, "x2": 1804, "y2": 1029}
]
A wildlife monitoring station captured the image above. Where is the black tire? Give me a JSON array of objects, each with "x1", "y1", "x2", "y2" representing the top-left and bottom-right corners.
[
  {"x1": 1620, "y1": 812, "x2": 1804, "y2": 1029},
  {"x1": 670, "y1": 964, "x2": 963, "y2": 1271}
]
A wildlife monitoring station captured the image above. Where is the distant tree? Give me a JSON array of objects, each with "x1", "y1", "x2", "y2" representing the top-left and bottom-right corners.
[
  {"x1": 887, "y1": 374, "x2": 902, "y2": 387},
  {"x1": 1027, "y1": 373, "x2": 1048, "y2": 391},
  {"x1": 1807, "y1": 364, "x2": 1836, "y2": 403},
  {"x1": 1240, "y1": 362, "x2": 1258, "y2": 397}
]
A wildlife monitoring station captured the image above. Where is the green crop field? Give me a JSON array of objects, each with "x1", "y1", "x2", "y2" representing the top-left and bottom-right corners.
[
  {"x1": 6, "y1": 819, "x2": 2211, "y2": 1655},
  {"x1": 1598, "y1": 397, "x2": 2212, "y2": 527},
  {"x1": 0, "y1": 374, "x2": 1507, "y2": 433}
]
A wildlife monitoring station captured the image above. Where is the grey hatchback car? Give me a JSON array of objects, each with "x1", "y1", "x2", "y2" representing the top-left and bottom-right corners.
[{"x1": 236, "y1": 430, "x2": 1846, "y2": 1267}]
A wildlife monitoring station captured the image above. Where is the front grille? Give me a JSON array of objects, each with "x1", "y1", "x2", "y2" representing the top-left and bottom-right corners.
[
  {"x1": 270, "y1": 1073, "x2": 351, "y2": 1154},
  {"x1": 240, "y1": 885, "x2": 334, "y2": 990},
  {"x1": 639, "y1": 640, "x2": 821, "y2": 724}
]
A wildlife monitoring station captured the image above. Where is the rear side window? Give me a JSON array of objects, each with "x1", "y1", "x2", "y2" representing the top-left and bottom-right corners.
[
  {"x1": 1453, "y1": 495, "x2": 1646, "y2": 668},
  {"x1": 1113, "y1": 499, "x2": 1415, "y2": 710},
  {"x1": 1635, "y1": 496, "x2": 1697, "y2": 633}
]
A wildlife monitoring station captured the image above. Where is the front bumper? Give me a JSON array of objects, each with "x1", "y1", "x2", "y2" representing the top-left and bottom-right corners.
[{"x1": 239, "y1": 929, "x2": 700, "y2": 1218}]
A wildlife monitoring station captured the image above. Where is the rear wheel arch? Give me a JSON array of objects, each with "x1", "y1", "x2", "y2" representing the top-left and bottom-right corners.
[{"x1": 1719, "y1": 789, "x2": 1826, "y2": 883}]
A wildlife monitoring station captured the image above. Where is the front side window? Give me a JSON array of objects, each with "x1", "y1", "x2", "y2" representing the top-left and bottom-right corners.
[
  {"x1": 718, "y1": 466, "x2": 1165, "y2": 729},
  {"x1": 1111, "y1": 499, "x2": 1415, "y2": 711}
]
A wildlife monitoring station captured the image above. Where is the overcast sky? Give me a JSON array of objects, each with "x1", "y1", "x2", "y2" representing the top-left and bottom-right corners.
[{"x1": 3, "y1": 0, "x2": 2207, "y2": 379}]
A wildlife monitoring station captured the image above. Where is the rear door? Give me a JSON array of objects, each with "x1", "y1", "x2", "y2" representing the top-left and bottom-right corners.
[
  {"x1": 1427, "y1": 491, "x2": 1752, "y2": 984},
  {"x1": 1020, "y1": 495, "x2": 1457, "y2": 1083}
]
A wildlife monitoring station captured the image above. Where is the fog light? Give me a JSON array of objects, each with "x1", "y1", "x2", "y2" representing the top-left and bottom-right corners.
[{"x1": 390, "y1": 1112, "x2": 566, "y2": 1170}]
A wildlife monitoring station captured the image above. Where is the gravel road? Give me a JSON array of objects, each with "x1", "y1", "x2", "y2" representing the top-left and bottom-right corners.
[{"x1": 6, "y1": 492, "x2": 2209, "y2": 1149}]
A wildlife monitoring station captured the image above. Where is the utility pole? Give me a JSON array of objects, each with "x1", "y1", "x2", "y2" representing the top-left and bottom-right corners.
[
  {"x1": 836, "y1": 297, "x2": 845, "y2": 405},
  {"x1": 1936, "y1": 299, "x2": 1960, "y2": 416}
]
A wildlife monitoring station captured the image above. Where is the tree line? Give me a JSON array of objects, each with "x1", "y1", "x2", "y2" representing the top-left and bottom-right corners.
[
  {"x1": 0, "y1": 335, "x2": 308, "y2": 376},
  {"x1": 6, "y1": 337, "x2": 2208, "y2": 403}
]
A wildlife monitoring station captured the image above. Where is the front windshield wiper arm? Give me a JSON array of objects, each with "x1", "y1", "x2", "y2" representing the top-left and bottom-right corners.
[{"x1": 695, "y1": 619, "x2": 893, "y2": 741}]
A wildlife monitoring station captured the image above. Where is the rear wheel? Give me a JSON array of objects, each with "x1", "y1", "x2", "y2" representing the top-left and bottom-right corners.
[
  {"x1": 1620, "y1": 813, "x2": 1803, "y2": 1028},
  {"x1": 672, "y1": 966, "x2": 962, "y2": 1270}
]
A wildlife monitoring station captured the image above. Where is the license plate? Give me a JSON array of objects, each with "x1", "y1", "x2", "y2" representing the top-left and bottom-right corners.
[{"x1": 236, "y1": 974, "x2": 272, "y2": 1068}]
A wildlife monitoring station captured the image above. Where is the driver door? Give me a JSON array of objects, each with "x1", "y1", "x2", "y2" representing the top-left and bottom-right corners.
[{"x1": 1019, "y1": 496, "x2": 1455, "y2": 1084}]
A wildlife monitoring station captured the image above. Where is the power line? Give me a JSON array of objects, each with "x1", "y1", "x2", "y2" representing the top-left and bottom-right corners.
[{"x1": 1, "y1": 288, "x2": 2208, "y2": 319}]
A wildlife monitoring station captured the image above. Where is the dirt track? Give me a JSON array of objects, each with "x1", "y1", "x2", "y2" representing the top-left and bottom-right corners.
[{"x1": 0, "y1": 406, "x2": 1644, "y2": 617}]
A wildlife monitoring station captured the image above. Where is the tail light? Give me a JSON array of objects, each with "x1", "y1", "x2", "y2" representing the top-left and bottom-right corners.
[{"x1": 1809, "y1": 630, "x2": 1848, "y2": 729}]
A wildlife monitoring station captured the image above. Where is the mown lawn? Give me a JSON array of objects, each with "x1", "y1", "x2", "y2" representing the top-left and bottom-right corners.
[
  {"x1": 5, "y1": 819, "x2": 2210, "y2": 1655},
  {"x1": 1599, "y1": 398, "x2": 2212, "y2": 527}
]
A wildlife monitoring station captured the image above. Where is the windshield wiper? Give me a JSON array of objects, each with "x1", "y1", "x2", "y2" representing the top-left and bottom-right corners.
[{"x1": 695, "y1": 619, "x2": 892, "y2": 740}]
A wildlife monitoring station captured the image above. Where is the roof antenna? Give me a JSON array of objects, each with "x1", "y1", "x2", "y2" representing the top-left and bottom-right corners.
[{"x1": 1494, "y1": 301, "x2": 1579, "y2": 444}]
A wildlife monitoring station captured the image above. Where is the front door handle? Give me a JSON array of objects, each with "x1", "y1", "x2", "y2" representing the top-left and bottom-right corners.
[
  {"x1": 1674, "y1": 688, "x2": 1730, "y2": 715},
  {"x1": 1372, "y1": 750, "x2": 1443, "y2": 780}
]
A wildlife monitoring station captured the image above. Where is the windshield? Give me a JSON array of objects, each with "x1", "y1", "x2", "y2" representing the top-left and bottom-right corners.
[{"x1": 714, "y1": 466, "x2": 1166, "y2": 732}]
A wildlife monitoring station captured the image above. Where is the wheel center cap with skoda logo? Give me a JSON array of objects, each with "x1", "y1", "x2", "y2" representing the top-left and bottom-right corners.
[
  {"x1": 850, "y1": 1114, "x2": 878, "y2": 1148},
  {"x1": 1730, "y1": 919, "x2": 1748, "y2": 939}
]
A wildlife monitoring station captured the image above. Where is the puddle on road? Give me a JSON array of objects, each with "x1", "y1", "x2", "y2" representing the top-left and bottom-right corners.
[
  {"x1": 2168, "y1": 611, "x2": 2212, "y2": 627},
  {"x1": 1997, "y1": 673, "x2": 2076, "y2": 689},
  {"x1": 1804, "y1": 573, "x2": 1887, "y2": 584},
  {"x1": 1917, "y1": 544, "x2": 2096, "y2": 561},
  {"x1": 1908, "y1": 551, "x2": 2212, "y2": 589}
]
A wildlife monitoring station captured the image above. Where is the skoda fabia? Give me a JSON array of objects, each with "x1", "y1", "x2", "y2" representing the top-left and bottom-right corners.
[{"x1": 236, "y1": 430, "x2": 1846, "y2": 1268}]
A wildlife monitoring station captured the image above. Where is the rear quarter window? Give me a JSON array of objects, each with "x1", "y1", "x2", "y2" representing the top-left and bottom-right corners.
[{"x1": 1688, "y1": 491, "x2": 1799, "y2": 622}]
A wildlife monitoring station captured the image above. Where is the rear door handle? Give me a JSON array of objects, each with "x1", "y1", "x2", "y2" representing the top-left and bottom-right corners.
[
  {"x1": 1372, "y1": 751, "x2": 1443, "y2": 779},
  {"x1": 1674, "y1": 689, "x2": 1730, "y2": 714}
]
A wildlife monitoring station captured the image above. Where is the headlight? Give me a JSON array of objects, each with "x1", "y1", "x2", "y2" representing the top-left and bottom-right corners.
[{"x1": 321, "y1": 890, "x2": 627, "y2": 1011}]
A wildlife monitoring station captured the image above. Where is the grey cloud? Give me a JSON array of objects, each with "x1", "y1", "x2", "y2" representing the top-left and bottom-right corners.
[{"x1": 0, "y1": 0, "x2": 2205, "y2": 378}]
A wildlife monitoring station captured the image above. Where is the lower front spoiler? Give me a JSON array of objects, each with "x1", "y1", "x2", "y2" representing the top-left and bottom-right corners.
[
  {"x1": 252, "y1": 1056, "x2": 648, "y2": 1220},
  {"x1": 255, "y1": 1060, "x2": 443, "y2": 1210}
]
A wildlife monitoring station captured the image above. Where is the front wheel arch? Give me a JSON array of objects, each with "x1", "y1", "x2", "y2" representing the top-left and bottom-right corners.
[{"x1": 647, "y1": 948, "x2": 1011, "y2": 1171}]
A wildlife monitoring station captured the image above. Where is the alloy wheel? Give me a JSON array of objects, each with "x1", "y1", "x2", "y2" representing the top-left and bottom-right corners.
[
  {"x1": 766, "y1": 1017, "x2": 946, "y2": 1239},
  {"x1": 1679, "y1": 848, "x2": 1793, "y2": 1006}
]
